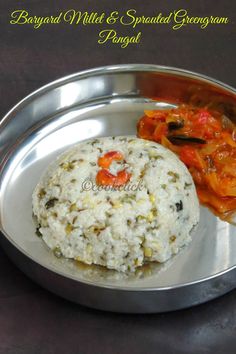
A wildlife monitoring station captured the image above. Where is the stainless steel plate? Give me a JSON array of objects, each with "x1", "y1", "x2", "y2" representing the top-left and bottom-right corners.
[{"x1": 0, "y1": 64, "x2": 236, "y2": 313}]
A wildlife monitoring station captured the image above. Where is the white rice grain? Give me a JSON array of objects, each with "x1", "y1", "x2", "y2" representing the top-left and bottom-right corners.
[{"x1": 32, "y1": 136, "x2": 199, "y2": 272}]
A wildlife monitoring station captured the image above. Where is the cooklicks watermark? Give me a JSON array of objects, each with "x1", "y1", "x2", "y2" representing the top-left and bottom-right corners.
[
  {"x1": 9, "y1": 8, "x2": 229, "y2": 48},
  {"x1": 81, "y1": 177, "x2": 144, "y2": 192}
]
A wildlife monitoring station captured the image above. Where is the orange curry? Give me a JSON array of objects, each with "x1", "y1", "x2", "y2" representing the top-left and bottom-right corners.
[{"x1": 137, "y1": 104, "x2": 236, "y2": 222}]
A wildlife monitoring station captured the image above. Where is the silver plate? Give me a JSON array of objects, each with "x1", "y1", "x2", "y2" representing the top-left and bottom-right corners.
[{"x1": 0, "y1": 64, "x2": 236, "y2": 313}]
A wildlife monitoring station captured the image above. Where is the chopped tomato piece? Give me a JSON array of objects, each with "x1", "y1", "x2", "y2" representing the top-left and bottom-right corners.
[
  {"x1": 179, "y1": 146, "x2": 205, "y2": 170},
  {"x1": 96, "y1": 169, "x2": 116, "y2": 186},
  {"x1": 144, "y1": 110, "x2": 167, "y2": 121},
  {"x1": 96, "y1": 169, "x2": 131, "y2": 186},
  {"x1": 115, "y1": 170, "x2": 132, "y2": 186},
  {"x1": 153, "y1": 122, "x2": 168, "y2": 141},
  {"x1": 98, "y1": 151, "x2": 123, "y2": 168},
  {"x1": 137, "y1": 116, "x2": 156, "y2": 139},
  {"x1": 195, "y1": 109, "x2": 212, "y2": 125}
]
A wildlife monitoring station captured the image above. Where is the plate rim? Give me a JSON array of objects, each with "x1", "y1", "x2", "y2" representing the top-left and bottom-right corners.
[
  {"x1": 0, "y1": 227, "x2": 236, "y2": 291},
  {"x1": 1, "y1": 63, "x2": 236, "y2": 136},
  {"x1": 0, "y1": 63, "x2": 236, "y2": 293}
]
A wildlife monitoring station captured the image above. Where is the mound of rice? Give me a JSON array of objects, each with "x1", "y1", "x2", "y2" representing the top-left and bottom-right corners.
[{"x1": 32, "y1": 136, "x2": 199, "y2": 272}]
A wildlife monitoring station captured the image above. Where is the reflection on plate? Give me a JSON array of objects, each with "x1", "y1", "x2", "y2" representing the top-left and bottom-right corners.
[{"x1": 0, "y1": 65, "x2": 236, "y2": 313}]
